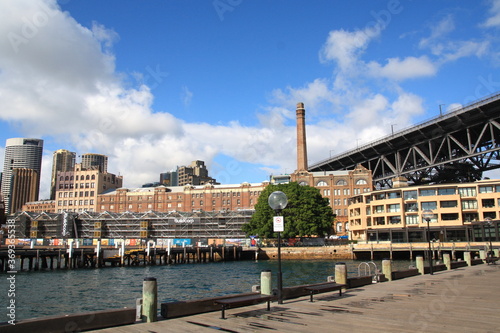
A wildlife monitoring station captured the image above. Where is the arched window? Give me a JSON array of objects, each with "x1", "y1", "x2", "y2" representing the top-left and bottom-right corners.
[
  {"x1": 345, "y1": 222, "x2": 349, "y2": 232},
  {"x1": 356, "y1": 179, "x2": 367, "y2": 185},
  {"x1": 86, "y1": 175, "x2": 90, "y2": 180},
  {"x1": 317, "y1": 180, "x2": 328, "y2": 187},
  {"x1": 299, "y1": 181, "x2": 308, "y2": 186},
  {"x1": 336, "y1": 180, "x2": 347, "y2": 186},
  {"x1": 91, "y1": 175, "x2": 96, "y2": 180},
  {"x1": 336, "y1": 222, "x2": 343, "y2": 233},
  {"x1": 65, "y1": 176, "x2": 69, "y2": 181}
]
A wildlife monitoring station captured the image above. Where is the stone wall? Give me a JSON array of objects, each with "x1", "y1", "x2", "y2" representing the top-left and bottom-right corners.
[{"x1": 259, "y1": 245, "x2": 353, "y2": 260}]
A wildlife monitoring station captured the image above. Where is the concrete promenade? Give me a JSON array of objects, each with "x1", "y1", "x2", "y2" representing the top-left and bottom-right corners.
[{"x1": 90, "y1": 263, "x2": 500, "y2": 333}]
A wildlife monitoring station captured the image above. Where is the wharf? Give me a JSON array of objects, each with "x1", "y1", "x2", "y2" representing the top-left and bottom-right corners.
[{"x1": 90, "y1": 263, "x2": 500, "y2": 333}]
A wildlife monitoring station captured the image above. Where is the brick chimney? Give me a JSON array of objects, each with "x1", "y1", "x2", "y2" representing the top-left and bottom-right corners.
[{"x1": 296, "y1": 102, "x2": 308, "y2": 172}]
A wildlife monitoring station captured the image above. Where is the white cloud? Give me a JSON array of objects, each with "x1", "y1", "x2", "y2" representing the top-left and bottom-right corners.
[
  {"x1": 181, "y1": 86, "x2": 193, "y2": 108},
  {"x1": 367, "y1": 56, "x2": 437, "y2": 81},
  {"x1": 320, "y1": 28, "x2": 378, "y2": 71},
  {"x1": 483, "y1": 0, "x2": 500, "y2": 28}
]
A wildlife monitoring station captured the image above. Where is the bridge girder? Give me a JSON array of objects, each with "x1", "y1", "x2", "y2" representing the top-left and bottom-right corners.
[{"x1": 309, "y1": 93, "x2": 500, "y2": 187}]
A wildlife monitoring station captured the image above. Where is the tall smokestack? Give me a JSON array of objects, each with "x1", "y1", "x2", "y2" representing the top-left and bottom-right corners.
[{"x1": 296, "y1": 102, "x2": 308, "y2": 172}]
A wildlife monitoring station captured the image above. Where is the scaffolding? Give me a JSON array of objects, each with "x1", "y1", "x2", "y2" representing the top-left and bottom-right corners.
[{"x1": 9, "y1": 209, "x2": 254, "y2": 240}]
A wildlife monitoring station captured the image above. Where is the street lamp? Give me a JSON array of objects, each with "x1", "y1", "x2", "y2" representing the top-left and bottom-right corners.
[
  {"x1": 484, "y1": 217, "x2": 494, "y2": 257},
  {"x1": 268, "y1": 191, "x2": 288, "y2": 304},
  {"x1": 422, "y1": 209, "x2": 434, "y2": 275}
]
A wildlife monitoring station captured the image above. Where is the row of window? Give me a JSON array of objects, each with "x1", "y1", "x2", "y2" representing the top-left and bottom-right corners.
[
  {"x1": 369, "y1": 198, "x2": 500, "y2": 214},
  {"x1": 101, "y1": 202, "x2": 184, "y2": 210},
  {"x1": 58, "y1": 199, "x2": 95, "y2": 206},
  {"x1": 372, "y1": 185, "x2": 500, "y2": 201},
  {"x1": 59, "y1": 174, "x2": 96, "y2": 181},
  {"x1": 58, "y1": 191, "x2": 95, "y2": 198},
  {"x1": 317, "y1": 179, "x2": 368, "y2": 187},
  {"x1": 366, "y1": 211, "x2": 497, "y2": 226}
]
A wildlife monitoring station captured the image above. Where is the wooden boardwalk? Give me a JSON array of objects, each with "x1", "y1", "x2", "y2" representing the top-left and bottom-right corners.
[{"x1": 90, "y1": 264, "x2": 500, "y2": 332}]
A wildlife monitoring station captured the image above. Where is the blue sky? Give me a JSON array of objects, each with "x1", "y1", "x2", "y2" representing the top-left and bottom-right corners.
[{"x1": 1, "y1": 0, "x2": 500, "y2": 199}]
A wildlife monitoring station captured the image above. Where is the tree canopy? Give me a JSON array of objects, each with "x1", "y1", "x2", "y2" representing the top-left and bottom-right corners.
[{"x1": 242, "y1": 182, "x2": 334, "y2": 238}]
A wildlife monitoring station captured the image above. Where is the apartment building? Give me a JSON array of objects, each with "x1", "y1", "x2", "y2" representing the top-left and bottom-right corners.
[
  {"x1": 348, "y1": 179, "x2": 500, "y2": 242},
  {"x1": 55, "y1": 163, "x2": 123, "y2": 213}
]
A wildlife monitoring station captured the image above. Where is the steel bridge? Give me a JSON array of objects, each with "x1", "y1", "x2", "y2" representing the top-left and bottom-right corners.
[{"x1": 309, "y1": 92, "x2": 500, "y2": 187}]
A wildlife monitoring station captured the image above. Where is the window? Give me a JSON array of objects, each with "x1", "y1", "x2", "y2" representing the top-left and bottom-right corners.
[
  {"x1": 374, "y1": 205, "x2": 384, "y2": 213},
  {"x1": 356, "y1": 179, "x2": 367, "y2": 185},
  {"x1": 344, "y1": 222, "x2": 349, "y2": 231},
  {"x1": 462, "y1": 200, "x2": 478, "y2": 210},
  {"x1": 389, "y1": 216, "x2": 401, "y2": 224},
  {"x1": 459, "y1": 187, "x2": 476, "y2": 197},
  {"x1": 438, "y1": 188, "x2": 456, "y2": 195},
  {"x1": 482, "y1": 199, "x2": 495, "y2": 208},
  {"x1": 440, "y1": 200, "x2": 457, "y2": 208},
  {"x1": 387, "y1": 192, "x2": 401, "y2": 199},
  {"x1": 420, "y1": 189, "x2": 436, "y2": 196},
  {"x1": 405, "y1": 203, "x2": 418, "y2": 212},
  {"x1": 387, "y1": 204, "x2": 400, "y2": 212},
  {"x1": 479, "y1": 186, "x2": 493, "y2": 193},
  {"x1": 421, "y1": 201, "x2": 437, "y2": 210},
  {"x1": 317, "y1": 180, "x2": 328, "y2": 186},
  {"x1": 406, "y1": 215, "x2": 419, "y2": 225},
  {"x1": 336, "y1": 180, "x2": 347, "y2": 186},
  {"x1": 441, "y1": 213, "x2": 459, "y2": 221},
  {"x1": 336, "y1": 222, "x2": 342, "y2": 232},
  {"x1": 404, "y1": 190, "x2": 417, "y2": 200},
  {"x1": 343, "y1": 189, "x2": 350, "y2": 195}
]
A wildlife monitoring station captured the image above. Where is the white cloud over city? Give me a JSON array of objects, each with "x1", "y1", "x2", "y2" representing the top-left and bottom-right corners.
[{"x1": 0, "y1": 0, "x2": 499, "y2": 199}]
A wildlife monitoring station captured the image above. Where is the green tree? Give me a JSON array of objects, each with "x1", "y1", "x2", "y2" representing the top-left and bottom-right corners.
[{"x1": 242, "y1": 182, "x2": 334, "y2": 238}]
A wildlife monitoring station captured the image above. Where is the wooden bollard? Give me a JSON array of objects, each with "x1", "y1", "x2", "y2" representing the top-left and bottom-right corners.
[
  {"x1": 416, "y1": 256, "x2": 424, "y2": 275},
  {"x1": 142, "y1": 277, "x2": 158, "y2": 322},
  {"x1": 335, "y1": 262, "x2": 347, "y2": 285},
  {"x1": 382, "y1": 259, "x2": 392, "y2": 281},
  {"x1": 464, "y1": 251, "x2": 472, "y2": 266},
  {"x1": 443, "y1": 253, "x2": 451, "y2": 270},
  {"x1": 261, "y1": 270, "x2": 272, "y2": 295}
]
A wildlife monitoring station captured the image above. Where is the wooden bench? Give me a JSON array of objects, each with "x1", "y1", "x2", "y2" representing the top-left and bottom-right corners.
[
  {"x1": 304, "y1": 283, "x2": 346, "y2": 302},
  {"x1": 214, "y1": 294, "x2": 273, "y2": 319},
  {"x1": 485, "y1": 256, "x2": 499, "y2": 265}
]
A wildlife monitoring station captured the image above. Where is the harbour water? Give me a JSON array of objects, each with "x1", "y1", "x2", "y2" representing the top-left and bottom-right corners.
[{"x1": 1, "y1": 259, "x2": 414, "y2": 321}]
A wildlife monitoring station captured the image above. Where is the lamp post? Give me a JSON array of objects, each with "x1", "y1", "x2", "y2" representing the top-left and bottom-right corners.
[
  {"x1": 268, "y1": 191, "x2": 288, "y2": 304},
  {"x1": 422, "y1": 209, "x2": 434, "y2": 275},
  {"x1": 484, "y1": 217, "x2": 494, "y2": 257}
]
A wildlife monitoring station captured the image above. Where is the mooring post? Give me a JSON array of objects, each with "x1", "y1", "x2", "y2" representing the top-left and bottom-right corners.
[
  {"x1": 443, "y1": 253, "x2": 451, "y2": 270},
  {"x1": 260, "y1": 270, "x2": 272, "y2": 295},
  {"x1": 382, "y1": 259, "x2": 392, "y2": 281},
  {"x1": 464, "y1": 251, "x2": 472, "y2": 266},
  {"x1": 416, "y1": 256, "x2": 424, "y2": 275},
  {"x1": 335, "y1": 262, "x2": 347, "y2": 286},
  {"x1": 142, "y1": 277, "x2": 158, "y2": 322},
  {"x1": 96, "y1": 240, "x2": 101, "y2": 268}
]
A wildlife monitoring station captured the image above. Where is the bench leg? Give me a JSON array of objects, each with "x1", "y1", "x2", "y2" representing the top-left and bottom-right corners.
[
  {"x1": 220, "y1": 305, "x2": 226, "y2": 320},
  {"x1": 339, "y1": 289, "x2": 342, "y2": 296},
  {"x1": 266, "y1": 300, "x2": 270, "y2": 311},
  {"x1": 309, "y1": 292, "x2": 314, "y2": 302}
]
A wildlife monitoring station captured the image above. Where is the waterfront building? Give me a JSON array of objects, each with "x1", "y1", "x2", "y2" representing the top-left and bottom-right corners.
[
  {"x1": 81, "y1": 153, "x2": 108, "y2": 173},
  {"x1": 348, "y1": 178, "x2": 500, "y2": 243},
  {"x1": 53, "y1": 163, "x2": 123, "y2": 213},
  {"x1": 1, "y1": 138, "x2": 43, "y2": 214},
  {"x1": 50, "y1": 149, "x2": 76, "y2": 200},
  {"x1": 97, "y1": 182, "x2": 266, "y2": 213}
]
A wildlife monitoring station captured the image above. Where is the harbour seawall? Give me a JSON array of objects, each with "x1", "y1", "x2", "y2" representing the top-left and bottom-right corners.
[{"x1": 258, "y1": 245, "x2": 353, "y2": 260}]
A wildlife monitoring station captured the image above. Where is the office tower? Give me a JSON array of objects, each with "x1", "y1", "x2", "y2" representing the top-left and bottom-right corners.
[
  {"x1": 160, "y1": 170, "x2": 178, "y2": 186},
  {"x1": 81, "y1": 153, "x2": 108, "y2": 172},
  {"x1": 9, "y1": 168, "x2": 39, "y2": 214},
  {"x1": 50, "y1": 149, "x2": 76, "y2": 200},
  {"x1": 1, "y1": 138, "x2": 43, "y2": 214}
]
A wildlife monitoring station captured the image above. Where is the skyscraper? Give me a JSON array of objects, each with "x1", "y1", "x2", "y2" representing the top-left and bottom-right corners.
[
  {"x1": 1, "y1": 138, "x2": 44, "y2": 214},
  {"x1": 81, "y1": 153, "x2": 108, "y2": 172},
  {"x1": 50, "y1": 149, "x2": 76, "y2": 200}
]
